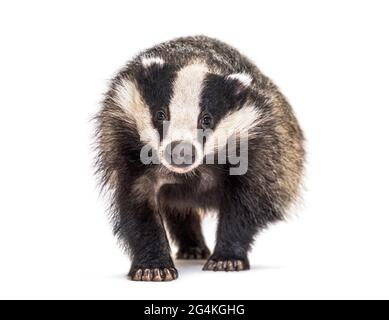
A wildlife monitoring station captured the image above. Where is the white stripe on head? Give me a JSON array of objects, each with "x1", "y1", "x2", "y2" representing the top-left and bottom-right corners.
[
  {"x1": 113, "y1": 78, "x2": 159, "y2": 148},
  {"x1": 141, "y1": 56, "x2": 165, "y2": 68},
  {"x1": 204, "y1": 104, "x2": 263, "y2": 155},
  {"x1": 160, "y1": 63, "x2": 208, "y2": 172},
  {"x1": 165, "y1": 63, "x2": 208, "y2": 143}
]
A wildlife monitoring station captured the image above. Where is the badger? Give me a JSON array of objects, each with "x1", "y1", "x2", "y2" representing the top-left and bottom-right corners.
[{"x1": 95, "y1": 36, "x2": 305, "y2": 281}]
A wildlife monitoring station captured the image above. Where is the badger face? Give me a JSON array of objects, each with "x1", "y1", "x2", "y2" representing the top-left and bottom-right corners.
[{"x1": 116, "y1": 56, "x2": 262, "y2": 175}]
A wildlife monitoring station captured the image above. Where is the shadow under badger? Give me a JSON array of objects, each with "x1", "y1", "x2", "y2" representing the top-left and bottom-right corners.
[{"x1": 95, "y1": 36, "x2": 305, "y2": 281}]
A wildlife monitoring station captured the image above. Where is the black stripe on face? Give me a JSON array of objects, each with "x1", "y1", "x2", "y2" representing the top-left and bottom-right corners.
[
  {"x1": 199, "y1": 73, "x2": 250, "y2": 130},
  {"x1": 135, "y1": 62, "x2": 178, "y2": 138}
]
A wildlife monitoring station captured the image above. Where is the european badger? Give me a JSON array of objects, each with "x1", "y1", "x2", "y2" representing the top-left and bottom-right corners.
[{"x1": 95, "y1": 36, "x2": 305, "y2": 281}]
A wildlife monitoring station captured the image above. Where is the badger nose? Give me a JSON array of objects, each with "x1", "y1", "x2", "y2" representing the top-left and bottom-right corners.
[{"x1": 164, "y1": 140, "x2": 197, "y2": 168}]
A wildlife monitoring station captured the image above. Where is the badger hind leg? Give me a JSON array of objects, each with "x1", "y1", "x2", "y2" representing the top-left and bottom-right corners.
[{"x1": 164, "y1": 208, "x2": 210, "y2": 260}]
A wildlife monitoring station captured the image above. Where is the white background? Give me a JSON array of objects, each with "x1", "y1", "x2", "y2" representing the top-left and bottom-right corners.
[{"x1": 0, "y1": 0, "x2": 388, "y2": 300}]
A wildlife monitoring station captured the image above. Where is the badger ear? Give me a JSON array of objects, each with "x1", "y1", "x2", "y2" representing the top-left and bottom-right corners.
[
  {"x1": 225, "y1": 73, "x2": 253, "y2": 101},
  {"x1": 139, "y1": 55, "x2": 166, "y2": 78},
  {"x1": 141, "y1": 56, "x2": 165, "y2": 68}
]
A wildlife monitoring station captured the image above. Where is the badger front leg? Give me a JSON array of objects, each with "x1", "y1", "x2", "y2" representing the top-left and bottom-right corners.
[
  {"x1": 203, "y1": 209, "x2": 255, "y2": 271},
  {"x1": 203, "y1": 194, "x2": 272, "y2": 272},
  {"x1": 115, "y1": 186, "x2": 177, "y2": 281}
]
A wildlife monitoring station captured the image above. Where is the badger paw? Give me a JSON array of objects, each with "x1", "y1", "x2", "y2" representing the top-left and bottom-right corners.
[
  {"x1": 129, "y1": 267, "x2": 178, "y2": 282},
  {"x1": 176, "y1": 246, "x2": 211, "y2": 260},
  {"x1": 202, "y1": 259, "x2": 249, "y2": 272}
]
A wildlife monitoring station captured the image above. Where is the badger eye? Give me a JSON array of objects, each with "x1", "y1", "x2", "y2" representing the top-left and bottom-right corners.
[
  {"x1": 201, "y1": 114, "x2": 213, "y2": 129},
  {"x1": 156, "y1": 110, "x2": 166, "y2": 121}
]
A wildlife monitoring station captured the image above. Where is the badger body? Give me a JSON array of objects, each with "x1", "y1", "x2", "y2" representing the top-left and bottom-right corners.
[{"x1": 95, "y1": 36, "x2": 305, "y2": 281}]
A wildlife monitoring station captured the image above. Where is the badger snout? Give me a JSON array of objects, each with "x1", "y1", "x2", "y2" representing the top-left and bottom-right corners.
[{"x1": 164, "y1": 140, "x2": 197, "y2": 169}]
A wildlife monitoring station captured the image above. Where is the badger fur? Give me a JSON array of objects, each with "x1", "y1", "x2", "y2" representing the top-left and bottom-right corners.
[{"x1": 95, "y1": 36, "x2": 305, "y2": 281}]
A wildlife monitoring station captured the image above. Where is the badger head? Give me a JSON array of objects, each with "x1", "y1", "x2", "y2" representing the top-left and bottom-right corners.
[{"x1": 114, "y1": 56, "x2": 262, "y2": 175}]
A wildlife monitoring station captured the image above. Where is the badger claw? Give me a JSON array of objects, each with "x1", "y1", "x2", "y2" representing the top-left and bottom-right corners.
[
  {"x1": 129, "y1": 267, "x2": 178, "y2": 281},
  {"x1": 203, "y1": 259, "x2": 249, "y2": 272}
]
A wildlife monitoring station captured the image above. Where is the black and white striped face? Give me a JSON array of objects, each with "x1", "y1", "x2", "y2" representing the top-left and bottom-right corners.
[{"x1": 115, "y1": 56, "x2": 262, "y2": 174}]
